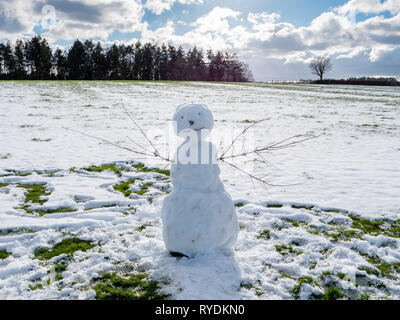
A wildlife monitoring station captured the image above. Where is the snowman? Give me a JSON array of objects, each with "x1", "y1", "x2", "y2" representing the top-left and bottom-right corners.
[{"x1": 161, "y1": 103, "x2": 239, "y2": 258}]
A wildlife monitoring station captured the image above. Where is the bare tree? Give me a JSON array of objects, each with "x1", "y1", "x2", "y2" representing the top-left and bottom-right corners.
[{"x1": 309, "y1": 56, "x2": 333, "y2": 81}]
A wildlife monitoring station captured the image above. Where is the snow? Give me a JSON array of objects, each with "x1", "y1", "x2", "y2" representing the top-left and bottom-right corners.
[{"x1": 0, "y1": 81, "x2": 399, "y2": 300}]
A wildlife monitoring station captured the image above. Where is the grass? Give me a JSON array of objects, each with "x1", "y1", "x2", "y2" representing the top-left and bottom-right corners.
[
  {"x1": 266, "y1": 203, "x2": 283, "y2": 208},
  {"x1": 113, "y1": 179, "x2": 136, "y2": 197},
  {"x1": 292, "y1": 204, "x2": 314, "y2": 210},
  {"x1": 133, "y1": 182, "x2": 153, "y2": 195},
  {"x1": 359, "y1": 252, "x2": 395, "y2": 277},
  {"x1": 291, "y1": 276, "x2": 345, "y2": 300},
  {"x1": 55, "y1": 263, "x2": 67, "y2": 273},
  {"x1": 34, "y1": 237, "x2": 94, "y2": 260},
  {"x1": 17, "y1": 183, "x2": 50, "y2": 205},
  {"x1": 291, "y1": 277, "x2": 317, "y2": 299},
  {"x1": 29, "y1": 283, "x2": 43, "y2": 290},
  {"x1": 36, "y1": 207, "x2": 76, "y2": 216},
  {"x1": 257, "y1": 229, "x2": 271, "y2": 240},
  {"x1": 0, "y1": 153, "x2": 11, "y2": 159},
  {"x1": 136, "y1": 223, "x2": 152, "y2": 232},
  {"x1": 32, "y1": 138, "x2": 51, "y2": 142},
  {"x1": 0, "y1": 250, "x2": 11, "y2": 259},
  {"x1": 235, "y1": 202, "x2": 244, "y2": 208},
  {"x1": 322, "y1": 229, "x2": 362, "y2": 242},
  {"x1": 240, "y1": 281, "x2": 253, "y2": 290},
  {"x1": 93, "y1": 272, "x2": 169, "y2": 300},
  {"x1": 349, "y1": 215, "x2": 384, "y2": 236},
  {"x1": 132, "y1": 163, "x2": 170, "y2": 177},
  {"x1": 319, "y1": 287, "x2": 345, "y2": 300},
  {"x1": 0, "y1": 183, "x2": 9, "y2": 188},
  {"x1": 275, "y1": 244, "x2": 303, "y2": 256},
  {"x1": 83, "y1": 164, "x2": 124, "y2": 175},
  {"x1": 5, "y1": 170, "x2": 32, "y2": 176}
]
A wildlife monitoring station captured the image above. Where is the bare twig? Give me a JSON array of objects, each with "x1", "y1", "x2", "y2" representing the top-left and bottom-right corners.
[
  {"x1": 220, "y1": 159, "x2": 301, "y2": 187},
  {"x1": 63, "y1": 127, "x2": 173, "y2": 163},
  {"x1": 219, "y1": 118, "x2": 270, "y2": 159},
  {"x1": 120, "y1": 99, "x2": 163, "y2": 158},
  {"x1": 220, "y1": 134, "x2": 319, "y2": 161}
]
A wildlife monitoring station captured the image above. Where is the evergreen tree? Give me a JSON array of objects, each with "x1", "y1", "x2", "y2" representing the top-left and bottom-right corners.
[
  {"x1": 92, "y1": 42, "x2": 106, "y2": 80},
  {"x1": 39, "y1": 38, "x2": 52, "y2": 79},
  {"x1": 159, "y1": 43, "x2": 169, "y2": 80},
  {"x1": 167, "y1": 45, "x2": 177, "y2": 80},
  {"x1": 142, "y1": 43, "x2": 154, "y2": 80},
  {"x1": 105, "y1": 43, "x2": 121, "y2": 80},
  {"x1": 67, "y1": 39, "x2": 87, "y2": 80},
  {"x1": 3, "y1": 41, "x2": 16, "y2": 78},
  {"x1": 186, "y1": 46, "x2": 206, "y2": 81},
  {"x1": 83, "y1": 40, "x2": 95, "y2": 80},
  {"x1": 14, "y1": 40, "x2": 26, "y2": 79},
  {"x1": 0, "y1": 43, "x2": 5, "y2": 77},
  {"x1": 132, "y1": 41, "x2": 142, "y2": 80},
  {"x1": 0, "y1": 36, "x2": 253, "y2": 82},
  {"x1": 52, "y1": 48, "x2": 68, "y2": 80}
]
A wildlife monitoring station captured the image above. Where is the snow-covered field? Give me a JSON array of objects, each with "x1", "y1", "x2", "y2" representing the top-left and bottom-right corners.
[{"x1": 0, "y1": 81, "x2": 399, "y2": 299}]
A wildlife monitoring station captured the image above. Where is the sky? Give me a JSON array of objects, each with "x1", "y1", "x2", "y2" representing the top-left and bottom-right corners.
[{"x1": 0, "y1": 0, "x2": 399, "y2": 81}]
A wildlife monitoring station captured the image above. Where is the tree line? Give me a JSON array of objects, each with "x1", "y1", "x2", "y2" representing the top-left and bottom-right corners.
[{"x1": 0, "y1": 36, "x2": 253, "y2": 82}]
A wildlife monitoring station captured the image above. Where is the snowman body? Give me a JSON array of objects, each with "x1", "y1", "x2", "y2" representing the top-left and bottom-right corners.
[{"x1": 161, "y1": 104, "x2": 239, "y2": 258}]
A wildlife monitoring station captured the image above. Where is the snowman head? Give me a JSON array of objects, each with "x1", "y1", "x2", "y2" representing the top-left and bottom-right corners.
[{"x1": 173, "y1": 103, "x2": 214, "y2": 135}]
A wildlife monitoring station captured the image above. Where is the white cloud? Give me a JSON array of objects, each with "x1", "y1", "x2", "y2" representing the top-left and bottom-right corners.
[
  {"x1": 335, "y1": 0, "x2": 400, "y2": 15},
  {"x1": 190, "y1": 7, "x2": 241, "y2": 34},
  {"x1": 144, "y1": 0, "x2": 203, "y2": 15}
]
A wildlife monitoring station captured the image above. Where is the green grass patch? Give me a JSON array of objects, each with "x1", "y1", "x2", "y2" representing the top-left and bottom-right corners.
[
  {"x1": 0, "y1": 250, "x2": 11, "y2": 259},
  {"x1": 319, "y1": 287, "x2": 345, "y2": 300},
  {"x1": 55, "y1": 263, "x2": 67, "y2": 273},
  {"x1": 240, "y1": 281, "x2": 253, "y2": 290},
  {"x1": 0, "y1": 153, "x2": 11, "y2": 159},
  {"x1": 34, "y1": 237, "x2": 94, "y2": 260},
  {"x1": 358, "y1": 293, "x2": 370, "y2": 300},
  {"x1": 359, "y1": 252, "x2": 394, "y2": 277},
  {"x1": 17, "y1": 183, "x2": 50, "y2": 205},
  {"x1": 132, "y1": 163, "x2": 170, "y2": 176},
  {"x1": 133, "y1": 183, "x2": 153, "y2": 196},
  {"x1": 36, "y1": 207, "x2": 76, "y2": 216},
  {"x1": 29, "y1": 283, "x2": 43, "y2": 290},
  {"x1": 136, "y1": 223, "x2": 152, "y2": 232},
  {"x1": 113, "y1": 179, "x2": 136, "y2": 197},
  {"x1": 266, "y1": 203, "x2": 283, "y2": 208},
  {"x1": 93, "y1": 272, "x2": 169, "y2": 300},
  {"x1": 359, "y1": 267, "x2": 380, "y2": 276},
  {"x1": 0, "y1": 183, "x2": 9, "y2": 188},
  {"x1": 291, "y1": 276, "x2": 317, "y2": 299},
  {"x1": 292, "y1": 204, "x2": 314, "y2": 210},
  {"x1": 257, "y1": 229, "x2": 271, "y2": 240},
  {"x1": 275, "y1": 244, "x2": 303, "y2": 256},
  {"x1": 32, "y1": 138, "x2": 51, "y2": 142},
  {"x1": 349, "y1": 215, "x2": 384, "y2": 236},
  {"x1": 5, "y1": 170, "x2": 32, "y2": 176},
  {"x1": 322, "y1": 229, "x2": 362, "y2": 241},
  {"x1": 235, "y1": 202, "x2": 244, "y2": 208},
  {"x1": 82, "y1": 164, "x2": 124, "y2": 175}
]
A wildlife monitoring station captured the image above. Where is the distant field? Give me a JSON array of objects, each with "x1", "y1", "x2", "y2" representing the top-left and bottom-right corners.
[
  {"x1": 1, "y1": 81, "x2": 399, "y2": 216},
  {"x1": 1, "y1": 81, "x2": 399, "y2": 300}
]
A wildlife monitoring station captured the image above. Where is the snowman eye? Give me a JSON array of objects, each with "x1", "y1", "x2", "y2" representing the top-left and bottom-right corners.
[
  {"x1": 198, "y1": 112, "x2": 201, "y2": 115},
  {"x1": 181, "y1": 116, "x2": 184, "y2": 119}
]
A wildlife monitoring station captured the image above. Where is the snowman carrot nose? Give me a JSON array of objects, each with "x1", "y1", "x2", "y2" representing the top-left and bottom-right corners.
[{"x1": 189, "y1": 120, "x2": 194, "y2": 126}]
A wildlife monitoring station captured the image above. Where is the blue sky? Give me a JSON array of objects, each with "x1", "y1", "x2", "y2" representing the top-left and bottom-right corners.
[{"x1": 1, "y1": 0, "x2": 399, "y2": 80}]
